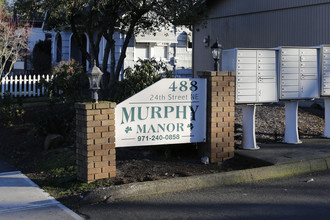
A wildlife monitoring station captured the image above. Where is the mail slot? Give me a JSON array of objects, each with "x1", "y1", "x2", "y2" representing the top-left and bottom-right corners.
[
  {"x1": 258, "y1": 64, "x2": 276, "y2": 70},
  {"x1": 258, "y1": 70, "x2": 276, "y2": 76},
  {"x1": 237, "y1": 83, "x2": 257, "y2": 89},
  {"x1": 318, "y1": 45, "x2": 330, "y2": 96},
  {"x1": 222, "y1": 48, "x2": 278, "y2": 104},
  {"x1": 301, "y1": 56, "x2": 317, "y2": 62},
  {"x1": 281, "y1": 80, "x2": 299, "y2": 86},
  {"x1": 281, "y1": 49, "x2": 299, "y2": 56},
  {"x1": 237, "y1": 77, "x2": 257, "y2": 83},
  {"x1": 301, "y1": 68, "x2": 317, "y2": 74},
  {"x1": 258, "y1": 58, "x2": 276, "y2": 63},
  {"x1": 278, "y1": 47, "x2": 320, "y2": 100},
  {"x1": 282, "y1": 68, "x2": 299, "y2": 74},
  {"x1": 282, "y1": 56, "x2": 299, "y2": 62},
  {"x1": 237, "y1": 89, "x2": 257, "y2": 96},
  {"x1": 258, "y1": 51, "x2": 275, "y2": 57},
  {"x1": 300, "y1": 49, "x2": 317, "y2": 55},
  {"x1": 282, "y1": 85, "x2": 299, "y2": 91},
  {"x1": 258, "y1": 77, "x2": 276, "y2": 83},
  {"x1": 237, "y1": 51, "x2": 257, "y2": 57},
  {"x1": 238, "y1": 58, "x2": 256, "y2": 63},
  {"x1": 281, "y1": 62, "x2": 299, "y2": 68},
  {"x1": 300, "y1": 62, "x2": 317, "y2": 68},
  {"x1": 282, "y1": 74, "x2": 299, "y2": 80},
  {"x1": 237, "y1": 71, "x2": 256, "y2": 77},
  {"x1": 281, "y1": 92, "x2": 300, "y2": 99}
]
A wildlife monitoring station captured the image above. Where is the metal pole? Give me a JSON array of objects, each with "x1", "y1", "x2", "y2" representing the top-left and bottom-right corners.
[
  {"x1": 93, "y1": 90, "x2": 99, "y2": 103},
  {"x1": 214, "y1": 60, "x2": 220, "y2": 71}
]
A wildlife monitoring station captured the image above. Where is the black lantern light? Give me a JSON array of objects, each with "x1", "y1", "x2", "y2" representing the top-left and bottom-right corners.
[
  {"x1": 211, "y1": 39, "x2": 223, "y2": 71},
  {"x1": 87, "y1": 61, "x2": 103, "y2": 103}
]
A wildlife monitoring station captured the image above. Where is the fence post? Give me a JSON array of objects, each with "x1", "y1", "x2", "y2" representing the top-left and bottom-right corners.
[
  {"x1": 75, "y1": 102, "x2": 116, "y2": 183},
  {"x1": 199, "y1": 71, "x2": 236, "y2": 163},
  {"x1": 9, "y1": 76, "x2": 13, "y2": 95},
  {"x1": 23, "y1": 75, "x2": 27, "y2": 97},
  {"x1": 1, "y1": 77, "x2": 4, "y2": 98},
  {"x1": 28, "y1": 75, "x2": 32, "y2": 97},
  {"x1": 19, "y1": 75, "x2": 23, "y2": 97},
  {"x1": 33, "y1": 75, "x2": 37, "y2": 96},
  {"x1": 14, "y1": 75, "x2": 18, "y2": 97}
]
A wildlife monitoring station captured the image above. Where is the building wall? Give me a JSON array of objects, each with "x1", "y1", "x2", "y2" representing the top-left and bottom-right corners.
[
  {"x1": 194, "y1": 0, "x2": 330, "y2": 74},
  {"x1": 52, "y1": 27, "x2": 193, "y2": 79}
]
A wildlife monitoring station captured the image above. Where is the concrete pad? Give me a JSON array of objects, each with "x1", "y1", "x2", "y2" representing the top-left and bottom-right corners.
[
  {"x1": 0, "y1": 172, "x2": 83, "y2": 220},
  {"x1": 236, "y1": 138, "x2": 330, "y2": 165},
  {"x1": 0, "y1": 204, "x2": 83, "y2": 220}
]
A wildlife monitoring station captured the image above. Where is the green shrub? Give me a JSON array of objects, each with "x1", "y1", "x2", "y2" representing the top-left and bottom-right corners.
[
  {"x1": 35, "y1": 59, "x2": 88, "y2": 142},
  {"x1": 0, "y1": 92, "x2": 24, "y2": 126},
  {"x1": 112, "y1": 58, "x2": 173, "y2": 103},
  {"x1": 32, "y1": 40, "x2": 52, "y2": 74},
  {"x1": 34, "y1": 103, "x2": 74, "y2": 139},
  {"x1": 39, "y1": 59, "x2": 89, "y2": 103}
]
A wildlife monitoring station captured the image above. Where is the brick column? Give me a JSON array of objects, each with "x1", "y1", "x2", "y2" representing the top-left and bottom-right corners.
[
  {"x1": 75, "y1": 102, "x2": 116, "y2": 183},
  {"x1": 199, "y1": 71, "x2": 236, "y2": 163}
]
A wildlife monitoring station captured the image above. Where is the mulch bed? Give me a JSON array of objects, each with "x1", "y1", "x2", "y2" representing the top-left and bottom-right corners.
[{"x1": 0, "y1": 102, "x2": 325, "y2": 207}]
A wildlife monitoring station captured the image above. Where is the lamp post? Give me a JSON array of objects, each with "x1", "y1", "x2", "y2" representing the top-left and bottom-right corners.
[
  {"x1": 87, "y1": 61, "x2": 103, "y2": 103},
  {"x1": 211, "y1": 39, "x2": 223, "y2": 71}
]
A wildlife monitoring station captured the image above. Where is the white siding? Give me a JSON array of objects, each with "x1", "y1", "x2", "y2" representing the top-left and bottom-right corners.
[{"x1": 194, "y1": 1, "x2": 330, "y2": 74}]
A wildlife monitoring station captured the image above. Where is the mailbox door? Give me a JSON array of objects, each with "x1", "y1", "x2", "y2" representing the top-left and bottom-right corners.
[
  {"x1": 279, "y1": 48, "x2": 319, "y2": 100},
  {"x1": 233, "y1": 49, "x2": 277, "y2": 103},
  {"x1": 257, "y1": 50, "x2": 277, "y2": 102},
  {"x1": 322, "y1": 46, "x2": 330, "y2": 96},
  {"x1": 299, "y1": 48, "x2": 319, "y2": 99},
  {"x1": 236, "y1": 50, "x2": 257, "y2": 103},
  {"x1": 280, "y1": 48, "x2": 300, "y2": 100}
]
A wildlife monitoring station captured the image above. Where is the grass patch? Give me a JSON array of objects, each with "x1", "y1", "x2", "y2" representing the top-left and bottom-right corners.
[{"x1": 25, "y1": 147, "x2": 119, "y2": 208}]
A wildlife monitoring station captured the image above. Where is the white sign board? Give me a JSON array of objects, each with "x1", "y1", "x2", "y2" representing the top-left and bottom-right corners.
[{"x1": 115, "y1": 78, "x2": 207, "y2": 147}]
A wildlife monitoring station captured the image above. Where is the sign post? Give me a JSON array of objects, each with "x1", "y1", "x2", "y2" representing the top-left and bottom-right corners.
[{"x1": 115, "y1": 78, "x2": 207, "y2": 147}]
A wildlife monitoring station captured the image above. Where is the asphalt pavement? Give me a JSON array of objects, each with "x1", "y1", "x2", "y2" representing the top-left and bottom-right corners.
[
  {"x1": 1, "y1": 138, "x2": 330, "y2": 219},
  {"x1": 78, "y1": 170, "x2": 330, "y2": 220},
  {"x1": 81, "y1": 138, "x2": 330, "y2": 204}
]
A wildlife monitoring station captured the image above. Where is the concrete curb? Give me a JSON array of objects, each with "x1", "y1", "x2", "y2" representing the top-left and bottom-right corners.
[{"x1": 80, "y1": 156, "x2": 330, "y2": 205}]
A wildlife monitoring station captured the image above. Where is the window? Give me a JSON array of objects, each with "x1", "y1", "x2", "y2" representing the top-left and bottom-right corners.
[
  {"x1": 154, "y1": 45, "x2": 168, "y2": 60},
  {"x1": 135, "y1": 43, "x2": 149, "y2": 60},
  {"x1": 188, "y1": 40, "x2": 193, "y2": 49},
  {"x1": 177, "y1": 32, "x2": 192, "y2": 50}
]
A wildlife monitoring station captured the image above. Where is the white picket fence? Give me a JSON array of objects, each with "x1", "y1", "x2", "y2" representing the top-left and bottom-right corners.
[{"x1": 1, "y1": 74, "x2": 52, "y2": 98}]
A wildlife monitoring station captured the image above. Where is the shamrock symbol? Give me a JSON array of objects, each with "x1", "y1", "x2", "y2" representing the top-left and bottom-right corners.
[{"x1": 125, "y1": 126, "x2": 132, "y2": 134}]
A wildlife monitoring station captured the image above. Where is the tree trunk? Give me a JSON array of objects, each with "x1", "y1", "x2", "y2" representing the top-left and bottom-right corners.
[{"x1": 113, "y1": 22, "x2": 136, "y2": 85}]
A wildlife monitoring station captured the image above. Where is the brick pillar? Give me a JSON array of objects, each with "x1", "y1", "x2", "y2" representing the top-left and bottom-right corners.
[
  {"x1": 199, "y1": 71, "x2": 236, "y2": 163},
  {"x1": 75, "y1": 102, "x2": 116, "y2": 183}
]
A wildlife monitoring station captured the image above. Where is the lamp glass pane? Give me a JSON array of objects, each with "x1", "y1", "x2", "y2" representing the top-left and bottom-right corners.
[{"x1": 212, "y1": 48, "x2": 220, "y2": 60}]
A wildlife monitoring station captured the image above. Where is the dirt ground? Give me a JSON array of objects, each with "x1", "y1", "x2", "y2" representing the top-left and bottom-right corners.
[
  {"x1": 0, "y1": 102, "x2": 325, "y2": 205},
  {"x1": 0, "y1": 104, "x2": 271, "y2": 186}
]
